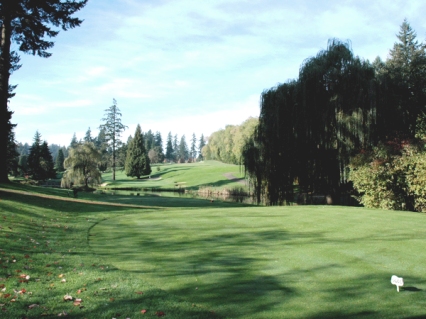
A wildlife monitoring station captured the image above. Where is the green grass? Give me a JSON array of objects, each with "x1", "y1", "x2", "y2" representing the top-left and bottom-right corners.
[
  {"x1": 1, "y1": 181, "x2": 426, "y2": 318},
  {"x1": 101, "y1": 161, "x2": 247, "y2": 192},
  {"x1": 92, "y1": 206, "x2": 426, "y2": 319}
]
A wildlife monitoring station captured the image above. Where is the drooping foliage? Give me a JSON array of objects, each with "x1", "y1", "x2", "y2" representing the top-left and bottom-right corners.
[
  {"x1": 243, "y1": 40, "x2": 378, "y2": 204},
  {"x1": 61, "y1": 142, "x2": 102, "y2": 189},
  {"x1": 244, "y1": 22, "x2": 426, "y2": 207}
]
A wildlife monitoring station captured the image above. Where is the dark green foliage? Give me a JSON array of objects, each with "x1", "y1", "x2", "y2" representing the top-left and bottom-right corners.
[
  {"x1": 100, "y1": 99, "x2": 128, "y2": 180},
  {"x1": 7, "y1": 126, "x2": 19, "y2": 176},
  {"x1": 243, "y1": 40, "x2": 377, "y2": 205},
  {"x1": 27, "y1": 131, "x2": 56, "y2": 180},
  {"x1": 0, "y1": 0, "x2": 87, "y2": 182},
  {"x1": 177, "y1": 135, "x2": 189, "y2": 163},
  {"x1": 198, "y1": 134, "x2": 206, "y2": 161},
  {"x1": 190, "y1": 133, "x2": 197, "y2": 161},
  {"x1": 243, "y1": 22, "x2": 426, "y2": 207},
  {"x1": 165, "y1": 132, "x2": 174, "y2": 162},
  {"x1": 84, "y1": 127, "x2": 93, "y2": 143},
  {"x1": 55, "y1": 148, "x2": 65, "y2": 172},
  {"x1": 94, "y1": 127, "x2": 109, "y2": 171},
  {"x1": 125, "y1": 124, "x2": 151, "y2": 178}
]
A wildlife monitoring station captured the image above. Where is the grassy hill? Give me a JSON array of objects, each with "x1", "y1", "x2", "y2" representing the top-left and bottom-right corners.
[{"x1": 100, "y1": 161, "x2": 247, "y2": 192}]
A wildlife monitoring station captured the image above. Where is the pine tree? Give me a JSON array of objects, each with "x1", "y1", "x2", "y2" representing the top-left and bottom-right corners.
[
  {"x1": 189, "y1": 133, "x2": 197, "y2": 162},
  {"x1": 198, "y1": 134, "x2": 206, "y2": 161},
  {"x1": 384, "y1": 19, "x2": 426, "y2": 138},
  {"x1": 55, "y1": 149, "x2": 65, "y2": 172},
  {"x1": 100, "y1": 98, "x2": 128, "y2": 180},
  {"x1": 165, "y1": 132, "x2": 174, "y2": 162},
  {"x1": 0, "y1": 0, "x2": 88, "y2": 182},
  {"x1": 177, "y1": 135, "x2": 189, "y2": 163},
  {"x1": 27, "y1": 131, "x2": 55, "y2": 180},
  {"x1": 84, "y1": 127, "x2": 93, "y2": 143},
  {"x1": 125, "y1": 124, "x2": 151, "y2": 179}
]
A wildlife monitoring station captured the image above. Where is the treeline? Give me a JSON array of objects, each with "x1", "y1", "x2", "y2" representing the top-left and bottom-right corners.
[
  {"x1": 8, "y1": 100, "x2": 206, "y2": 185},
  {"x1": 202, "y1": 117, "x2": 258, "y2": 165},
  {"x1": 242, "y1": 20, "x2": 426, "y2": 210}
]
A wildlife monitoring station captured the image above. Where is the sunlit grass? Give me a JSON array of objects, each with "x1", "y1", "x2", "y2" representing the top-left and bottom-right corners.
[
  {"x1": 2, "y1": 182, "x2": 426, "y2": 318},
  {"x1": 92, "y1": 206, "x2": 426, "y2": 319},
  {"x1": 101, "y1": 160, "x2": 247, "y2": 192}
]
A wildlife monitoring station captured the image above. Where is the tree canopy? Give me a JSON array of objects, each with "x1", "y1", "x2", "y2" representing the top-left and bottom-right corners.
[
  {"x1": 243, "y1": 21, "x2": 426, "y2": 206},
  {"x1": 0, "y1": 0, "x2": 87, "y2": 182}
]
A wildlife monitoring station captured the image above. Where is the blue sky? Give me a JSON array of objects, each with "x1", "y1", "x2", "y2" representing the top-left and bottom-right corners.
[{"x1": 9, "y1": 0, "x2": 426, "y2": 146}]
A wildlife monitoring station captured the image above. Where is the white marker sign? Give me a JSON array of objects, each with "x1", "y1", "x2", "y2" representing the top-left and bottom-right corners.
[{"x1": 391, "y1": 275, "x2": 404, "y2": 292}]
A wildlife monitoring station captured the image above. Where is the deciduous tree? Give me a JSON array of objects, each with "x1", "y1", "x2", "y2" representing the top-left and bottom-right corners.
[{"x1": 61, "y1": 142, "x2": 102, "y2": 189}]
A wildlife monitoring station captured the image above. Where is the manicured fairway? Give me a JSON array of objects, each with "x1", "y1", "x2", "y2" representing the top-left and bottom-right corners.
[{"x1": 91, "y1": 205, "x2": 426, "y2": 319}]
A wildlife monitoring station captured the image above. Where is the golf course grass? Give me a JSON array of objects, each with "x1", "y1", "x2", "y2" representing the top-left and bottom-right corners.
[
  {"x1": 1, "y1": 161, "x2": 426, "y2": 318},
  {"x1": 91, "y1": 205, "x2": 426, "y2": 319}
]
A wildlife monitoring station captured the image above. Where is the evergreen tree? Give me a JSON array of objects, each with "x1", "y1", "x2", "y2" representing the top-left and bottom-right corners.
[
  {"x1": 165, "y1": 132, "x2": 174, "y2": 162},
  {"x1": 144, "y1": 130, "x2": 155, "y2": 152},
  {"x1": 190, "y1": 133, "x2": 197, "y2": 162},
  {"x1": 177, "y1": 135, "x2": 189, "y2": 163},
  {"x1": 173, "y1": 134, "x2": 179, "y2": 160},
  {"x1": 69, "y1": 133, "x2": 79, "y2": 149},
  {"x1": 198, "y1": 134, "x2": 206, "y2": 161},
  {"x1": 383, "y1": 19, "x2": 426, "y2": 138},
  {"x1": 125, "y1": 124, "x2": 151, "y2": 179},
  {"x1": 94, "y1": 127, "x2": 109, "y2": 172},
  {"x1": 100, "y1": 98, "x2": 127, "y2": 180},
  {"x1": 27, "y1": 131, "x2": 55, "y2": 180},
  {"x1": 154, "y1": 131, "x2": 165, "y2": 161},
  {"x1": 7, "y1": 126, "x2": 19, "y2": 176},
  {"x1": 18, "y1": 154, "x2": 27, "y2": 177},
  {"x1": 0, "y1": 0, "x2": 88, "y2": 182},
  {"x1": 55, "y1": 149, "x2": 65, "y2": 172},
  {"x1": 84, "y1": 127, "x2": 93, "y2": 143}
]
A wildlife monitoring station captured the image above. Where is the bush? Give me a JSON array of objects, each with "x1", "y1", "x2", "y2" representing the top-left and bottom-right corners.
[{"x1": 349, "y1": 140, "x2": 426, "y2": 212}]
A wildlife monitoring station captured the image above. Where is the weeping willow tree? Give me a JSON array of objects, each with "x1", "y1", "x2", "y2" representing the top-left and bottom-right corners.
[
  {"x1": 61, "y1": 142, "x2": 102, "y2": 189},
  {"x1": 243, "y1": 40, "x2": 377, "y2": 205}
]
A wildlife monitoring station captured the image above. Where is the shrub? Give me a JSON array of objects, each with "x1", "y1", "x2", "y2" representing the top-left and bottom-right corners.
[{"x1": 349, "y1": 140, "x2": 426, "y2": 212}]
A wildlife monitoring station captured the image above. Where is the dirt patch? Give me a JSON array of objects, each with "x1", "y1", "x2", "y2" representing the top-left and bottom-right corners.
[{"x1": 223, "y1": 173, "x2": 247, "y2": 186}]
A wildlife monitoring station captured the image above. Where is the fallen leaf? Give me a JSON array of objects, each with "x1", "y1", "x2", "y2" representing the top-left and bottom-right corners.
[
  {"x1": 156, "y1": 311, "x2": 165, "y2": 317},
  {"x1": 141, "y1": 309, "x2": 147, "y2": 314},
  {"x1": 63, "y1": 294, "x2": 73, "y2": 301},
  {"x1": 136, "y1": 291, "x2": 143, "y2": 295}
]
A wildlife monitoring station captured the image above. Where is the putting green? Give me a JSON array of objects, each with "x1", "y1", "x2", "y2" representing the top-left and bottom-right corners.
[{"x1": 90, "y1": 205, "x2": 426, "y2": 318}]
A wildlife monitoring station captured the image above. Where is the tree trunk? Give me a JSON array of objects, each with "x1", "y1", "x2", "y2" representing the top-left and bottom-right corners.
[{"x1": 0, "y1": 14, "x2": 12, "y2": 183}]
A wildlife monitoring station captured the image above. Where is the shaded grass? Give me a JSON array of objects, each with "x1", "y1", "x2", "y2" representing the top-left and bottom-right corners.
[
  {"x1": 2, "y1": 182, "x2": 426, "y2": 318},
  {"x1": 92, "y1": 206, "x2": 426, "y2": 319},
  {"x1": 0, "y1": 186, "x2": 220, "y2": 318}
]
